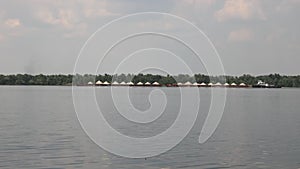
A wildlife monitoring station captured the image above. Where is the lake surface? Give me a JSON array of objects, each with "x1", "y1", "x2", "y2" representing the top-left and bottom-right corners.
[{"x1": 0, "y1": 86, "x2": 299, "y2": 169}]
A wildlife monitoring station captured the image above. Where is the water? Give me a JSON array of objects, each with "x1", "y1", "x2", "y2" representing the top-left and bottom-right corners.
[{"x1": 0, "y1": 86, "x2": 299, "y2": 169}]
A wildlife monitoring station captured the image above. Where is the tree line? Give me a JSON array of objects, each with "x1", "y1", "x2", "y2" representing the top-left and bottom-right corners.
[{"x1": 0, "y1": 73, "x2": 300, "y2": 87}]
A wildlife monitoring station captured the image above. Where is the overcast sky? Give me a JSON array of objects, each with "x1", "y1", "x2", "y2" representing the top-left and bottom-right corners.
[{"x1": 0, "y1": 0, "x2": 299, "y2": 75}]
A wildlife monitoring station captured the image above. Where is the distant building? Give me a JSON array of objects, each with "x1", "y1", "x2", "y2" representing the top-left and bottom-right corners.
[
  {"x1": 120, "y1": 81, "x2": 126, "y2": 85},
  {"x1": 239, "y1": 83, "x2": 246, "y2": 86},
  {"x1": 215, "y1": 82, "x2": 222, "y2": 86},
  {"x1": 103, "y1": 81, "x2": 110, "y2": 85},
  {"x1": 127, "y1": 82, "x2": 134, "y2": 86},
  {"x1": 95, "y1": 80, "x2": 102, "y2": 85},
  {"x1": 200, "y1": 82, "x2": 207, "y2": 86},
  {"x1": 184, "y1": 81, "x2": 192, "y2": 86},
  {"x1": 112, "y1": 81, "x2": 119, "y2": 85},
  {"x1": 193, "y1": 82, "x2": 199, "y2": 86}
]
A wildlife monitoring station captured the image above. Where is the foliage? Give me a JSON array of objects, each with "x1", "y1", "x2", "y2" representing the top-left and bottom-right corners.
[{"x1": 0, "y1": 73, "x2": 299, "y2": 87}]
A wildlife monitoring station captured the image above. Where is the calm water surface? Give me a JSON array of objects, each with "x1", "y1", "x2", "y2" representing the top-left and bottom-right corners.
[{"x1": 0, "y1": 86, "x2": 299, "y2": 169}]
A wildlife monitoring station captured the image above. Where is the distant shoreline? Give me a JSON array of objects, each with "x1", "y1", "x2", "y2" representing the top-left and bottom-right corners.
[
  {"x1": 1, "y1": 85, "x2": 300, "y2": 89},
  {"x1": 0, "y1": 73, "x2": 299, "y2": 87}
]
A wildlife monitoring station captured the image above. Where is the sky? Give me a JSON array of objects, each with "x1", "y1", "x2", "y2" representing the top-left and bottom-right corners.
[{"x1": 0, "y1": 0, "x2": 299, "y2": 76}]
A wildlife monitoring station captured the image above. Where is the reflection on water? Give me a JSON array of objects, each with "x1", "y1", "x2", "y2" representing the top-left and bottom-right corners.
[{"x1": 0, "y1": 86, "x2": 299, "y2": 169}]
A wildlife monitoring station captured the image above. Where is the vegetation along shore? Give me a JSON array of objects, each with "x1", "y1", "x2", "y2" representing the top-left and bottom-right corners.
[{"x1": 0, "y1": 73, "x2": 299, "y2": 87}]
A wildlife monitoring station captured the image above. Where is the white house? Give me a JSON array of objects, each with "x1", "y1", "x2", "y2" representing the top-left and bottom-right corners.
[
  {"x1": 239, "y1": 83, "x2": 246, "y2": 86},
  {"x1": 95, "y1": 80, "x2": 102, "y2": 85},
  {"x1": 112, "y1": 81, "x2": 119, "y2": 85},
  {"x1": 184, "y1": 81, "x2": 192, "y2": 86},
  {"x1": 120, "y1": 81, "x2": 126, "y2": 85},
  {"x1": 103, "y1": 81, "x2": 110, "y2": 85},
  {"x1": 215, "y1": 82, "x2": 222, "y2": 86},
  {"x1": 193, "y1": 82, "x2": 199, "y2": 86},
  {"x1": 127, "y1": 82, "x2": 134, "y2": 85}
]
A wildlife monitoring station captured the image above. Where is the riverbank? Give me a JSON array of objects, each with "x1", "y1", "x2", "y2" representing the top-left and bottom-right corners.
[{"x1": 0, "y1": 73, "x2": 298, "y2": 87}]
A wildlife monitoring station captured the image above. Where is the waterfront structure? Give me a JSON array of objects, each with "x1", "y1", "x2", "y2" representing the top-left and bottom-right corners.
[{"x1": 112, "y1": 81, "x2": 119, "y2": 85}]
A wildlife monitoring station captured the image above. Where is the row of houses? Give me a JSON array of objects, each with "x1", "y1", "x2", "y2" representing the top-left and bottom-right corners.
[
  {"x1": 176, "y1": 82, "x2": 247, "y2": 87},
  {"x1": 87, "y1": 81, "x2": 249, "y2": 87},
  {"x1": 87, "y1": 81, "x2": 160, "y2": 86}
]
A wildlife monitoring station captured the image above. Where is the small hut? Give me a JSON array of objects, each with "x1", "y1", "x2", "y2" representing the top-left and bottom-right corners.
[
  {"x1": 184, "y1": 81, "x2": 192, "y2": 86},
  {"x1": 137, "y1": 82, "x2": 143, "y2": 86},
  {"x1": 239, "y1": 83, "x2": 246, "y2": 87},
  {"x1": 88, "y1": 81, "x2": 93, "y2": 85},
  {"x1": 145, "y1": 82, "x2": 151, "y2": 85},
  {"x1": 177, "y1": 82, "x2": 183, "y2": 86},
  {"x1": 200, "y1": 82, "x2": 207, "y2": 86},
  {"x1": 230, "y1": 82, "x2": 237, "y2": 86},
  {"x1": 127, "y1": 82, "x2": 134, "y2": 86},
  {"x1": 112, "y1": 81, "x2": 119, "y2": 86},
  {"x1": 103, "y1": 81, "x2": 110, "y2": 86},
  {"x1": 120, "y1": 81, "x2": 126, "y2": 85},
  {"x1": 95, "y1": 80, "x2": 102, "y2": 86},
  {"x1": 152, "y1": 82, "x2": 160, "y2": 86},
  {"x1": 215, "y1": 82, "x2": 222, "y2": 86}
]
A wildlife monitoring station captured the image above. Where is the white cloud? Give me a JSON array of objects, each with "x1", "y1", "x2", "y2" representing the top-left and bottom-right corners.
[
  {"x1": 4, "y1": 18, "x2": 21, "y2": 28},
  {"x1": 0, "y1": 18, "x2": 24, "y2": 40},
  {"x1": 80, "y1": 0, "x2": 118, "y2": 18},
  {"x1": 228, "y1": 29, "x2": 254, "y2": 42},
  {"x1": 215, "y1": 0, "x2": 266, "y2": 22},
  {"x1": 36, "y1": 8, "x2": 77, "y2": 29},
  {"x1": 34, "y1": 0, "x2": 117, "y2": 26},
  {"x1": 182, "y1": 0, "x2": 216, "y2": 6},
  {"x1": 171, "y1": 0, "x2": 216, "y2": 23},
  {"x1": 173, "y1": 0, "x2": 216, "y2": 15},
  {"x1": 31, "y1": 0, "x2": 118, "y2": 37}
]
